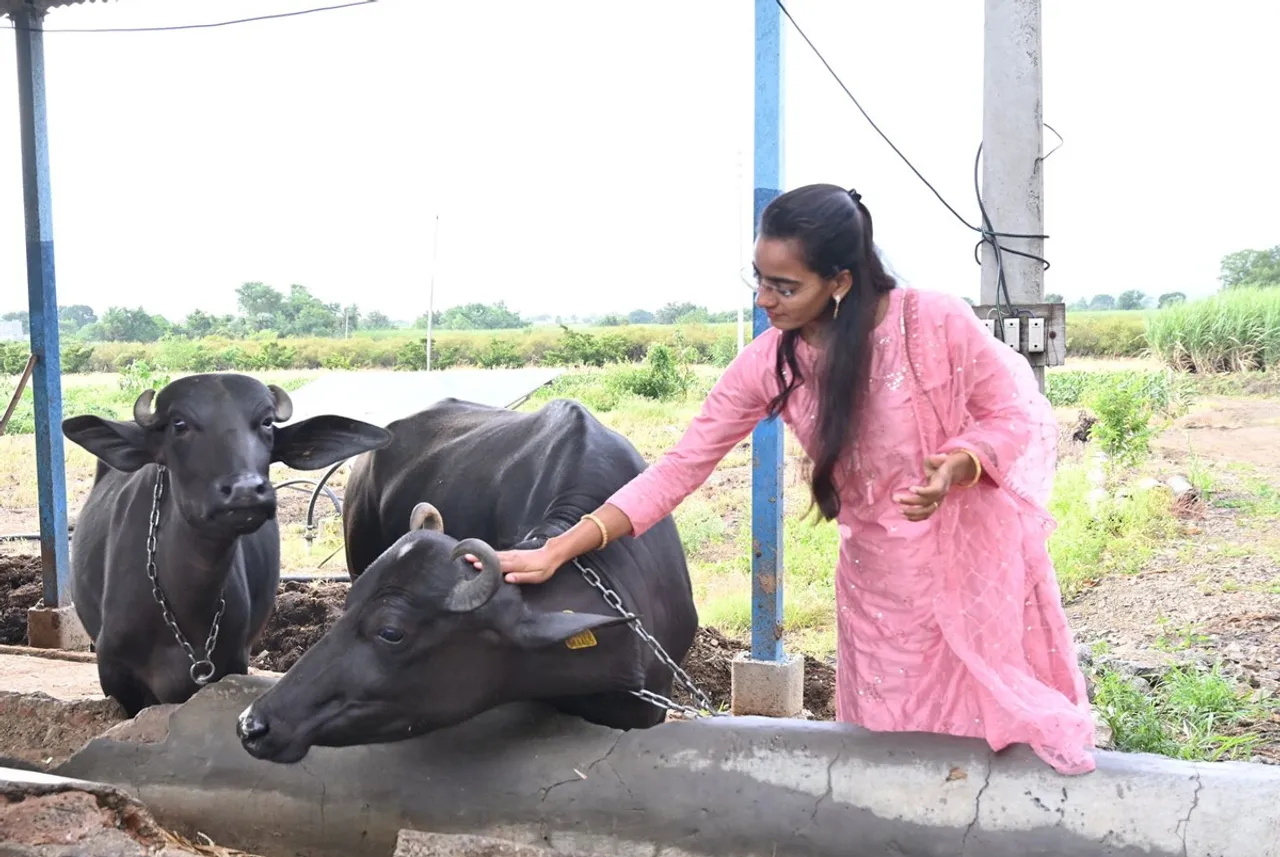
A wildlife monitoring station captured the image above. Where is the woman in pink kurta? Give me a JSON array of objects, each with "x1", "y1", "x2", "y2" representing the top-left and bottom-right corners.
[{"x1": 490, "y1": 184, "x2": 1096, "y2": 776}]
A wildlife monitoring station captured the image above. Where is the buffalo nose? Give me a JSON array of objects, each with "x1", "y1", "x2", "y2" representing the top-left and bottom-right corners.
[
  {"x1": 216, "y1": 472, "x2": 271, "y2": 506},
  {"x1": 237, "y1": 705, "x2": 269, "y2": 742}
]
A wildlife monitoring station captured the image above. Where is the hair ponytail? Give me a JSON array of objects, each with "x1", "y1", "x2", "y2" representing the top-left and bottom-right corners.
[{"x1": 761, "y1": 184, "x2": 897, "y2": 520}]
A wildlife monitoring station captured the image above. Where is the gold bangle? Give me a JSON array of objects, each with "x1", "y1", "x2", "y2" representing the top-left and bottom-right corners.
[
  {"x1": 581, "y1": 513, "x2": 609, "y2": 549},
  {"x1": 956, "y1": 449, "x2": 983, "y2": 488}
]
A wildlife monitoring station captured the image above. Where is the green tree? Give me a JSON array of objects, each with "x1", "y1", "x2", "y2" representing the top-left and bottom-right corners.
[
  {"x1": 59, "y1": 304, "x2": 96, "y2": 335},
  {"x1": 1219, "y1": 246, "x2": 1280, "y2": 289},
  {"x1": 1089, "y1": 294, "x2": 1116, "y2": 311},
  {"x1": 99, "y1": 307, "x2": 164, "y2": 342},
  {"x1": 1, "y1": 311, "x2": 29, "y2": 334},
  {"x1": 1116, "y1": 290, "x2": 1146, "y2": 311},
  {"x1": 364, "y1": 311, "x2": 393, "y2": 329},
  {"x1": 627, "y1": 309, "x2": 656, "y2": 324},
  {"x1": 435, "y1": 301, "x2": 526, "y2": 330},
  {"x1": 235, "y1": 281, "x2": 287, "y2": 330},
  {"x1": 1044, "y1": 292, "x2": 1063, "y2": 304},
  {"x1": 1157, "y1": 292, "x2": 1187, "y2": 309},
  {"x1": 655, "y1": 302, "x2": 702, "y2": 324}
]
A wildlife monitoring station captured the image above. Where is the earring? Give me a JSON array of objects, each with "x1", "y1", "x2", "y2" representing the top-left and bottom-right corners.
[{"x1": 832, "y1": 294, "x2": 842, "y2": 320}]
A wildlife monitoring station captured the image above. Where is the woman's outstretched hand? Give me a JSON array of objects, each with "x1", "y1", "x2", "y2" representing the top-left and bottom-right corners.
[
  {"x1": 462, "y1": 544, "x2": 566, "y2": 585},
  {"x1": 894, "y1": 451, "x2": 978, "y2": 522}
]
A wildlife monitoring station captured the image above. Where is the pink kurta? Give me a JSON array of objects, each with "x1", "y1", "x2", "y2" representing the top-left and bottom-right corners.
[{"x1": 609, "y1": 287, "x2": 1096, "y2": 775}]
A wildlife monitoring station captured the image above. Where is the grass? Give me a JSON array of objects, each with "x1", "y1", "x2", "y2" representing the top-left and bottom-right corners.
[
  {"x1": 1093, "y1": 662, "x2": 1276, "y2": 761},
  {"x1": 0, "y1": 358, "x2": 1192, "y2": 633},
  {"x1": 2, "y1": 356, "x2": 1275, "y2": 763},
  {"x1": 1145, "y1": 287, "x2": 1280, "y2": 373},
  {"x1": 0, "y1": 310, "x2": 1153, "y2": 380},
  {"x1": 1047, "y1": 465, "x2": 1179, "y2": 598}
]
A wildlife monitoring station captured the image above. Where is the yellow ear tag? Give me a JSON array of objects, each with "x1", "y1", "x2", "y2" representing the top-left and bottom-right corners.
[{"x1": 562, "y1": 610, "x2": 598, "y2": 650}]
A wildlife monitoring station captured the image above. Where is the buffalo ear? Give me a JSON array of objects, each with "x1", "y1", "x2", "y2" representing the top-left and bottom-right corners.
[
  {"x1": 503, "y1": 609, "x2": 636, "y2": 650},
  {"x1": 271, "y1": 415, "x2": 392, "y2": 470},
  {"x1": 62, "y1": 415, "x2": 152, "y2": 472}
]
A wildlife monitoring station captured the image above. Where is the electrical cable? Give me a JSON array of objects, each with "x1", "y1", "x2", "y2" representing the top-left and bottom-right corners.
[
  {"x1": 774, "y1": 0, "x2": 1059, "y2": 320},
  {"x1": 5, "y1": 0, "x2": 376, "y2": 34}
]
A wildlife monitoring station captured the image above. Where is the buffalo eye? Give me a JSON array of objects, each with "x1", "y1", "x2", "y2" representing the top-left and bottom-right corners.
[
  {"x1": 377, "y1": 627, "x2": 404, "y2": 645},
  {"x1": 170, "y1": 418, "x2": 189, "y2": 436},
  {"x1": 260, "y1": 416, "x2": 274, "y2": 428}
]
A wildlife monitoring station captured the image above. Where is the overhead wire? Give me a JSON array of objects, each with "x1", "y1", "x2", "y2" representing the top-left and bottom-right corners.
[
  {"x1": 773, "y1": 0, "x2": 1059, "y2": 318},
  {"x1": 5, "y1": 0, "x2": 376, "y2": 34}
]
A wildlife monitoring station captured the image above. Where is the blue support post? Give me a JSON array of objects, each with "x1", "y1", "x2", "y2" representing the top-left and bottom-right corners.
[
  {"x1": 13, "y1": 5, "x2": 72, "y2": 608},
  {"x1": 749, "y1": 0, "x2": 784, "y2": 663}
]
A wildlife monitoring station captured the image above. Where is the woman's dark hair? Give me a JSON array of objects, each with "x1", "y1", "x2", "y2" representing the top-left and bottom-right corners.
[{"x1": 760, "y1": 183, "x2": 897, "y2": 521}]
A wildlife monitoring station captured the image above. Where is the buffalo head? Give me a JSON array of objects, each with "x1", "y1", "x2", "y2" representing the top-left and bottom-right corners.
[
  {"x1": 63, "y1": 373, "x2": 392, "y2": 535},
  {"x1": 236, "y1": 502, "x2": 635, "y2": 763}
]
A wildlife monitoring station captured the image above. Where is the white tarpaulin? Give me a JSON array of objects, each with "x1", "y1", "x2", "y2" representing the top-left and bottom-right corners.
[{"x1": 282, "y1": 367, "x2": 564, "y2": 428}]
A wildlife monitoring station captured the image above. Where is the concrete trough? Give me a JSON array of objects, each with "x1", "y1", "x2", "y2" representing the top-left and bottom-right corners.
[{"x1": 49, "y1": 675, "x2": 1280, "y2": 857}]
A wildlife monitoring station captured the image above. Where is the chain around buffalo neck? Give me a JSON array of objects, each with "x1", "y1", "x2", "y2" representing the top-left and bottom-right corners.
[
  {"x1": 572, "y1": 558, "x2": 723, "y2": 719},
  {"x1": 146, "y1": 465, "x2": 227, "y2": 686}
]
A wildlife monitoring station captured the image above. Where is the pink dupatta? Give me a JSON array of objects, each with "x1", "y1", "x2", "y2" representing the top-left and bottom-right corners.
[{"x1": 901, "y1": 288, "x2": 1096, "y2": 774}]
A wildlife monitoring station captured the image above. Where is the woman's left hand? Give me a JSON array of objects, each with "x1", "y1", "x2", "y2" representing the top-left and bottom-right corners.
[{"x1": 894, "y1": 451, "x2": 977, "y2": 522}]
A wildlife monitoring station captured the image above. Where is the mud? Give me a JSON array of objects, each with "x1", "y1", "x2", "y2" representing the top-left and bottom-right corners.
[
  {"x1": 249, "y1": 580, "x2": 348, "y2": 673},
  {"x1": 0, "y1": 554, "x2": 42, "y2": 646},
  {"x1": 0, "y1": 772, "x2": 262, "y2": 856},
  {"x1": 0, "y1": 691, "x2": 127, "y2": 770}
]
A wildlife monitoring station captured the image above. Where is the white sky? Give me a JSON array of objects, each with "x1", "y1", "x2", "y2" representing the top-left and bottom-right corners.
[{"x1": 0, "y1": 0, "x2": 1276, "y2": 322}]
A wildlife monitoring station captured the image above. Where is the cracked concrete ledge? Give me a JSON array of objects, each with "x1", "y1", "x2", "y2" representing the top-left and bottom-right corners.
[{"x1": 54, "y1": 676, "x2": 1280, "y2": 857}]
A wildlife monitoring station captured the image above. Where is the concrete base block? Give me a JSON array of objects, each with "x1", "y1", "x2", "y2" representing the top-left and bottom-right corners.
[
  {"x1": 27, "y1": 605, "x2": 92, "y2": 652},
  {"x1": 730, "y1": 651, "x2": 805, "y2": 717}
]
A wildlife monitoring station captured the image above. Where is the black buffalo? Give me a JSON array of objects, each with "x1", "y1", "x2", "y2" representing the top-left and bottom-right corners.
[
  {"x1": 237, "y1": 396, "x2": 697, "y2": 764},
  {"x1": 62, "y1": 373, "x2": 392, "y2": 717}
]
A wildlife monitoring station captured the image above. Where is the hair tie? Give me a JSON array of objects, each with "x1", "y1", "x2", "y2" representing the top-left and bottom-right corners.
[{"x1": 848, "y1": 188, "x2": 862, "y2": 204}]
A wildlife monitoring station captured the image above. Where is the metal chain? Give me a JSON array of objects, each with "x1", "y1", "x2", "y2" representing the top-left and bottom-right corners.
[
  {"x1": 573, "y1": 558, "x2": 724, "y2": 718},
  {"x1": 145, "y1": 465, "x2": 226, "y2": 686}
]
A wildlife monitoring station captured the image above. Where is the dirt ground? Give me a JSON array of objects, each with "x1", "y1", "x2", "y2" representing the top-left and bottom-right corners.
[
  {"x1": 0, "y1": 554, "x2": 43, "y2": 646},
  {"x1": 0, "y1": 690, "x2": 126, "y2": 770},
  {"x1": 1066, "y1": 396, "x2": 1280, "y2": 761},
  {"x1": 0, "y1": 562, "x2": 839, "y2": 725},
  {"x1": 3, "y1": 391, "x2": 1277, "y2": 758},
  {"x1": 250, "y1": 580, "x2": 839, "y2": 718}
]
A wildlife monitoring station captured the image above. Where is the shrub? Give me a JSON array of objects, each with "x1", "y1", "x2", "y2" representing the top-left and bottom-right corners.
[
  {"x1": 1085, "y1": 373, "x2": 1157, "y2": 465},
  {"x1": 542, "y1": 327, "x2": 630, "y2": 367},
  {"x1": 610, "y1": 343, "x2": 693, "y2": 401},
  {"x1": 117, "y1": 360, "x2": 171, "y2": 398}
]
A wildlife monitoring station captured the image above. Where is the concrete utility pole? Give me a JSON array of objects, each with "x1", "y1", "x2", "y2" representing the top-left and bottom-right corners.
[
  {"x1": 980, "y1": 0, "x2": 1059, "y2": 390},
  {"x1": 426, "y1": 214, "x2": 439, "y2": 371}
]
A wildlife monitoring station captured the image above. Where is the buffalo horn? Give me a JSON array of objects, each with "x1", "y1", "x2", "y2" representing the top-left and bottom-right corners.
[
  {"x1": 268, "y1": 384, "x2": 293, "y2": 423},
  {"x1": 133, "y1": 389, "x2": 158, "y2": 427},
  {"x1": 409, "y1": 502, "x2": 445, "y2": 533},
  {"x1": 444, "y1": 538, "x2": 503, "y2": 612},
  {"x1": 267, "y1": 386, "x2": 293, "y2": 422}
]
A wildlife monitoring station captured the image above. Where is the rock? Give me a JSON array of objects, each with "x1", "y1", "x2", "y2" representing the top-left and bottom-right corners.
[
  {"x1": 1076, "y1": 647, "x2": 1094, "y2": 669},
  {"x1": 0, "y1": 768, "x2": 176, "y2": 856},
  {"x1": 1091, "y1": 709, "x2": 1115, "y2": 750},
  {"x1": 395, "y1": 830, "x2": 589, "y2": 857}
]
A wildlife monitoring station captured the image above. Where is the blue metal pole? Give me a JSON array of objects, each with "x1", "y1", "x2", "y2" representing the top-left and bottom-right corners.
[
  {"x1": 13, "y1": 6, "x2": 72, "y2": 608},
  {"x1": 749, "y1": 0, "x2": 784, "y2": 663}
]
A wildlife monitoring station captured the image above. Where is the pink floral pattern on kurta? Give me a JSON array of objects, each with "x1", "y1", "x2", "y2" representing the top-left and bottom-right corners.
[{"x1": 608, "y1": 287, "x2": 1096, "y2": 775}]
